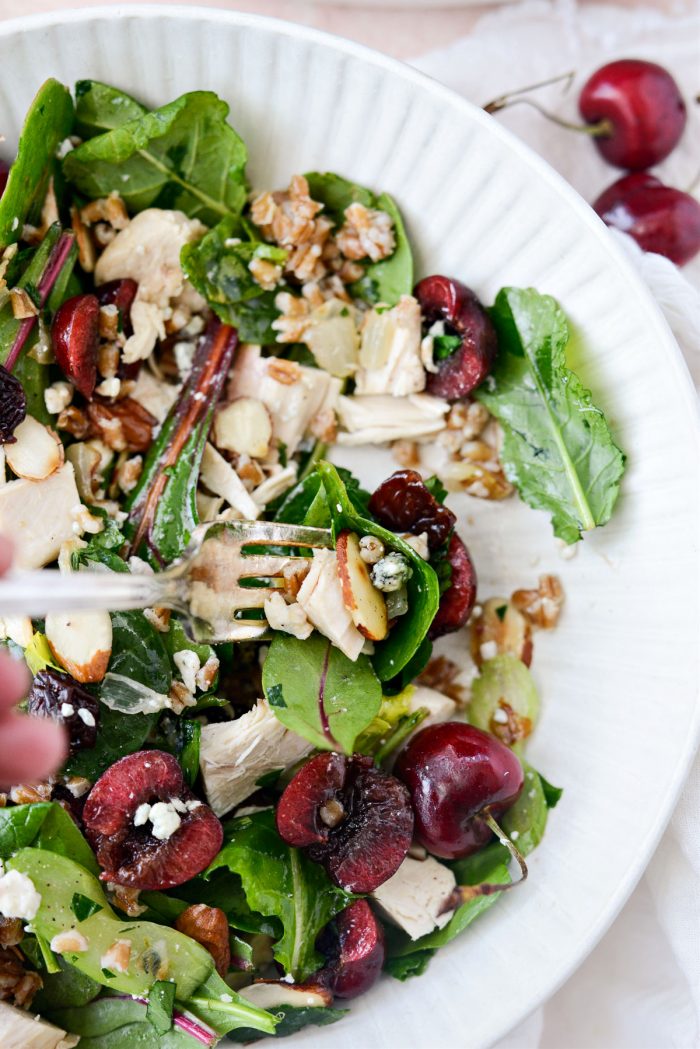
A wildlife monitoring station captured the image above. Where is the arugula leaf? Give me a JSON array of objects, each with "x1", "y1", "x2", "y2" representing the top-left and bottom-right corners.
[
  {"x1": 64, "y1": 91, "x2": 248, "y2": 224},
  {"x1": 227, "y1": 1004, "x2": 349, "y2": 1042},
  {"x1": 147, "y1": 980, "x2": 175, "y2": 1035},
  {"x1": 74, "y1": 79, "x2": 146, "y2": 138},
  {"x1": 304, "y1": 173, "x2": 412, "y2": 305},
  {"x1": 0, "y1": 79, "x2": 74, "y2": 249},
  {"x1": 262, "y1": 632, "x2": 382, "y2": 752},
  {"x1": 423, "y1": 475, "x2": 448, "y2": 504},
  {"x1": 185, "y1": 969, "x2": 278, "y2": 1039},
  {"x1": 476, "y1": 287, "x2": 626, "y2": 544},
  {"x1": 125, "y1": 321, "x2": 237, "y2": 566},
  {"x1": 181, "y1": 216, "x2": 285, "y2": 343},
  {"x1": 206, "y1": 810, "x2": 349, "y2": 980},
  {"x1": 538, "y1": 771, "x2": 563, "y2": 809},
  {"x1": 317, "y1": 461, "x2": 439, "y2": 681}
]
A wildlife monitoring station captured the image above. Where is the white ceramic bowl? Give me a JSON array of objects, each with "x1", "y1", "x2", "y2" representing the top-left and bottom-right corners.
[{"x1": 1, "y1": 7, "x2": 698, "y2": 1047}]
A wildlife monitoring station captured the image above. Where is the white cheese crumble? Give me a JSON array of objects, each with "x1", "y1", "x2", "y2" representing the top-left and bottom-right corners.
[
  {"x1": 0, "y1": 869, "x2": 42, "y2": 920},
  {"x1": 173, "y1": 649, "x2": 201, "y2": 694},
  {"x1": 371, "y1": 552, "x2": 413, "y2": 593},
  {"x1": 78, "y1": 708, "x2": 95, "y2": 727},
  {"x1": 60, "y1": 703, "x2": 75, "y2": 718},
  {"x1": 135, "y1": 800, "x2": 182, "y2": 841},
  {"x1": 479, "y1": 640, "x2": 499, "y2": 661},
  {"x1": 44, "y1": 380, "x2": 73, "y2": 415}
]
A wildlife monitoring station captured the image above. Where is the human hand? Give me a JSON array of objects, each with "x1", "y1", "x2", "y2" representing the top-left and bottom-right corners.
[{"x1": 0, "y1": 537, "x2": 67, "y2": 789}]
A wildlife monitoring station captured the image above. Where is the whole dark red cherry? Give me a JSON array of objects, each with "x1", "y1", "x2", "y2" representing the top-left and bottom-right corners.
[
  {"x1": 593, "y1": 173, "x2": 700, "y2": 267},
  {"x1": 579, "y1": 59, "x2": 686, "y2": 170},
  {"x1": 395, "y1": 722, "x2": 524, "y2": 860},
  {"x1": 315, "y1": 900, "x2": 385, "y2": 999},
  {"x1": 414, "y1": 276, "x2": 497, "y2": 401}
]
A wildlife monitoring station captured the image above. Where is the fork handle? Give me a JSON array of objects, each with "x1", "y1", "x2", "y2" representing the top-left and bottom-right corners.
[{"x1": 0, "y1": 570, "x2": 176, "y2": 618}]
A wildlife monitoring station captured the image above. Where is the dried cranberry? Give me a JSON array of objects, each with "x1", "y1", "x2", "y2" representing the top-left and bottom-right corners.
[
  {"x1": 26, "y1": 669, "x2": 99, "y2": 754},
  {"x1": 51, "y1": 294, "x2": 100, "y2": 399},
  {"x1": 0, "y1": 365, "x2": 26, "y2": 444},
  {"x1": 369, "y1": 470, "x2": 456, "y2": 551},
  {"x1": 429, "y1": 533, "x2": 477, "y2": 639},
  {"x1": 82, "y1": 751, "x2": 223, "y2": 890},
  {"x1": 315, "y1": 900, "x2": 385, "y2": 999},
  {"x1": 415, "y1": 276, "x2": 497, "y2": 400},
  {"x1": 276, "y1": 753, "x2": 413, "y2": 893}
]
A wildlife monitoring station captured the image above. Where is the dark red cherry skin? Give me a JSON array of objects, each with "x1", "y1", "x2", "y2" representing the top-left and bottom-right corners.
[
  {"x1": 315, "y1": 900, "x2": 385, "y2": 999},
  {"x1": 97, "y1": 278, "x2": 138, "y2": 334},
  {"x1": 369, "y1": 469, "x2": 456, "y2": 551},
  {"x1": 579, "y1": 60, "x2": 686, "y2": 170},
  {"x1": 83, "y1": 750, "x2": 223, "y2": 890},
  {"x1": 593, "y1": 173, "x2": 700, "y2": 267},
  {"x1": 429, "y1": 533, "x2": 477, "y2": 640},
  {"x1": 0, "y1": 159, "x2": 10, "y2": 198},
  {"x1": 276, "y1": 752, "x2": 413, "y2": 893},
  {"x1": 395, "y1": 722, "x2": 524, "y2": 860},
  {"x1": 414, "y1": 276, "x2": 497, "y2": 401},
  {"x1": 51, "y1": 293, "x2": 100, "y2": 399}
]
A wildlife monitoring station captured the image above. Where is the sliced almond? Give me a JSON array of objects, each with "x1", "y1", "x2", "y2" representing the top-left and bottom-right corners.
[
  {"x1": 5, "y1": 416, "x2": 63, "y2": 481},
  {"x1": 470, "y1": 597, "x2": 533, "y2": 668},
  {"x1": 45, "y1": 610, "x2": 113, "y2": 683},
  {"x1": 336, "y1": 530, "x2": 388, "y2": 642},
  {"x1": 214, "y1": 398, "x2": 272, "y2": 460},
  {"x1": 0, "y1": 615, "x2": 33, "y2": 648}
]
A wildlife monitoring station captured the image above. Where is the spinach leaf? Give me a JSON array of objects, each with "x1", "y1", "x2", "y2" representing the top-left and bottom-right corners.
[
  {"x1": 0, "y1": 79, "x2": 74, "y2": 249},
  {"x1": 381, "y1": 636, "x2": 433, "y2": 696},
  {"x1": 147, "y1": 980, "x2": 175, "y2": 1035},
  {"x1": 539, "y1": 771, "x2": 563, "y2": 808},
  {"x1": 304, "y1": 173, "x2": 412, "y2": 305},
  {"x1": 384, "y1": 951, "x2": 434, "y2": 981},
  {"x1": 109, "y1": 610, "x2": 171, "y2": 691},
  {"x1": 33, "y1": 802, "x2": 99, "y2": 876},
  {"x1": 125, "y1": 321, "x2": 237, "y2": 566},
  {"x1": 178, "y1": 719, "x2": 201, "y2": 787},
  {"x1": 74, "y1": 79, "x2": 146, "y2": 138},
  {"x1": 317, "y1": 461, "x2": 439, "y2": 681},
  {"x1": 262, "y1": 632, "x2": 382, "y2": 752},
  {"x1": 0, "y1": 802, "x2": 52, "y2": 859},
  {"x1": 272, "y1": 465, "x2": 370, "y2": 526},
  {"x1": 476, "y1": 287, "x2": 626, "y2": 544},
  {"x1": 162, "y1": 618, "x2": 216, "y2": 683},
  {"x1": 136, "y1": 891, "x2": 188, "y2": 925},
  {"x1": 172, "y1": 870, "x2": 281, "y2": 938},
  {"x1": 33, "y1": 956, "x2": 101, "y2": 1012},
  {"x1": 500, "y1": 764, "x2": 552, "y2": 857},
  {"x1": 180, "y1": 216, "x2": 285, "y2": 343},
  {"x1": 227, "y1": 1004, "x2": 349, "y2": 1042},
  {"x1": 0, "y1": 802, "x2": 98, "y2": 874},
  {"x1": 64, "y1": 705, "x2": 157, "y2": 780},
  {"x1": 206, "y1": 810, "x2": 349, "y2": 980},
  {"x1": 64, "y1": 91, "x2": 248, "y2": 224},
  {"x1": 385, "y1": 844, "x2": 510, "y2": 968}
]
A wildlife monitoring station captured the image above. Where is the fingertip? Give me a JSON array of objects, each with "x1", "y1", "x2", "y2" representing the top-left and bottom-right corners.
[
  {"x1": 0, "y1": 535, "x2": 13, "y2": 576},
  {"x1": 0, "y1": 713, "x2": 68, "y2": 788},
  {"x1": 0, "y1": 652, "x2": 30, "y2": 711}
]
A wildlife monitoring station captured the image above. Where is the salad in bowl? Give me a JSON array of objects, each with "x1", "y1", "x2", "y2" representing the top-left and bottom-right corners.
[{"x1": 0, "y1": 78, "x2": 625, "y2": 1048}]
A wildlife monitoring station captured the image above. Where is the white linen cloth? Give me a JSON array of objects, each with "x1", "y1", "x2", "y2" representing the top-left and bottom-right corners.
[{"x1": 413, "y1": 3, "x2": 700, "y2": 1046}]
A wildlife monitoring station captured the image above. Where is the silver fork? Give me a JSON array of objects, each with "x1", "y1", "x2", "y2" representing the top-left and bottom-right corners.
[{"x1": 0, "y1": 521, "x2": 334, "y2": 643}]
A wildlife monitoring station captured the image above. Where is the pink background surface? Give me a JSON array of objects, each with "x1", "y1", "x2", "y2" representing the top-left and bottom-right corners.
[{"x1": 0, "y1": 0, "x2": 684, "y2": 60}]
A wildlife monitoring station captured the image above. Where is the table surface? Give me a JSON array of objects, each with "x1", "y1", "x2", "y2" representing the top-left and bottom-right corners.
[{"x1": 0, "y1": 0, "x2": 687, "y2": 59}]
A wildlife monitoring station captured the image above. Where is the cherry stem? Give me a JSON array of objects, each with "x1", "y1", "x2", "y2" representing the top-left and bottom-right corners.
[
  {"x1": 449, "y1": 811, "x2": 528, "y2": 908},
  {"x1": 485, "y1": 95, "x2": 613, "y2": 139},
  {"x1": 483, "y1": 69, "x2": 576, "y2": 112}
]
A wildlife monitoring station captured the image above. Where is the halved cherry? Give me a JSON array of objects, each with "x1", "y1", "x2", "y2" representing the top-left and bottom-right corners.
[
  {"x1": 315, "y1": 900, "x2": 385, "y2": 999},
  {"x1": 51, "y1": 293, "x2": 100, "y2": 399}
]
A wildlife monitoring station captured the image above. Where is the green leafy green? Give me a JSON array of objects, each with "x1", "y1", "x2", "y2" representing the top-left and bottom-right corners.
[
  {"x1": 385, "y1": 844, "x2": 510, "y2": 974},
  {"x1": 501, "y1": 764, "x2": 551, "y2": 857},
  {"x1": 181, "y1": 215, "x2": 285, "y2": 343},
  {"x1": 0, "y1": 802, "x2": 52, "y2": 859},
  {"x1": 272, "y1": 465, "x2": 370, "y2": 526},
  {"x1": 185, "y1": 969, "x2": 278, "y2": 1039},
  {"x1": 0, "y1": 802, "x2": 98, "y2": 874},
  {"x1": 74, "y1": 79, "x2": 146, "y2": 138},
  {"x1": 318, "y1": 461, "x2": 439, "y2": 681},
  {"x1": 539, "y1": 771, "x2": 563, "y2": 808},
  {"x1": 46, "y1": 997, "x2": 210, "y2": 1047},
  {"x1": 125, "y1": 322, "x2": 236, "y2": 566},
  {"x1": 304, "y1": 173, "x2": 412, "y2": 305},
  {"x1": 64, "y1": 705, "x2": 157, "y2": 781},
  {"x1": 64, "y1": 91, "x2": 248, "y2": 224},
  {"x1": 71, "y1": 892, "x2": 103, "y2": 922},
  {"x1": 207, "y1": 810, "x2": 349, "y2": 980},
  {"x1": 355, "y1": 687, "x2": 413, "y2": 753},
  {"x1": 162, "y1": 618, "x2": 216, "y2": 684},
  {"x1": 227, "y1": 1004, "x2": 349, "y2": 1042},
  {"x1": 433, "y1": 333, "x2": 462, "y2": 360},
  {"x1": 171, "y1": 869, "x2": 281, "y2": 938},
  {"x1": 262, "y1": 632, "x2": 382, "y2": 752},
  {"x1": 0, "y1": 79, "x2": 74, "y2": 249},
  {"x1": 108, "y1": 610, "x2": 171, "y2": 691},
  {"x1": 147, "y1": 980, "x2": 175, "y2": 1035},
  {"x1": 23, "y1": 631, "x2": 61, "y2": 675},
  {"x1": 33, "y1": 956, "x2": 101, "y2": 1012},
  {"x1": 476, "y1": 287, "x2": 626, "y2": 544}
]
